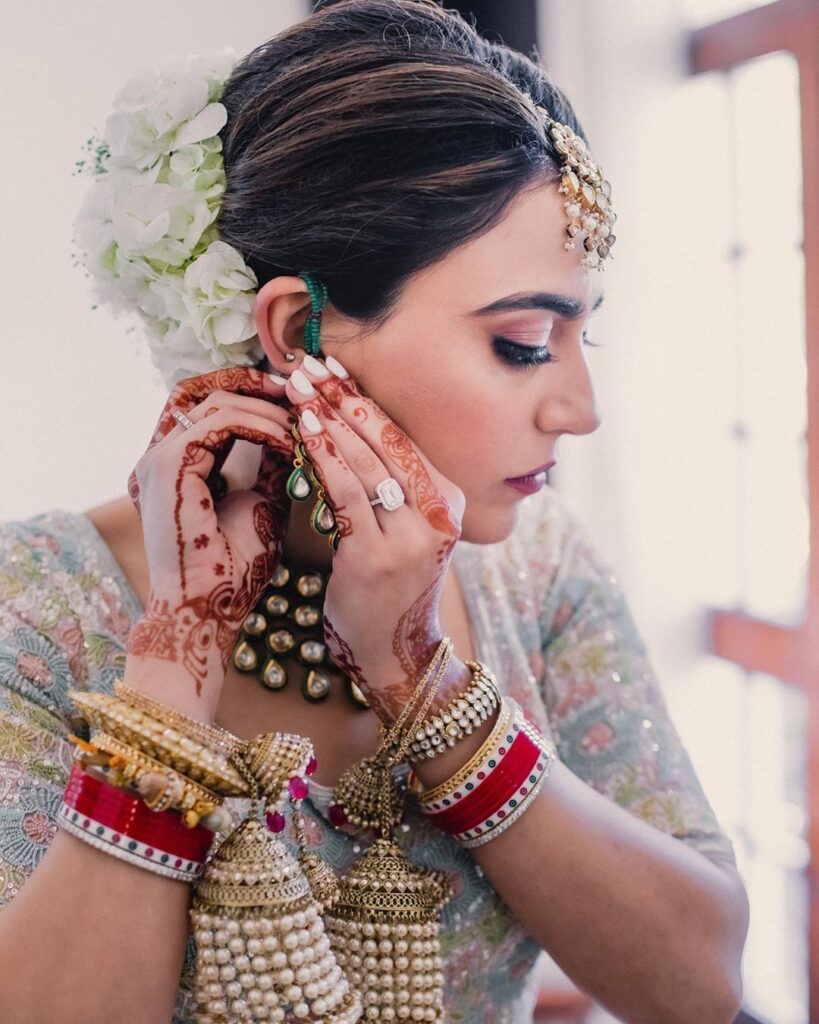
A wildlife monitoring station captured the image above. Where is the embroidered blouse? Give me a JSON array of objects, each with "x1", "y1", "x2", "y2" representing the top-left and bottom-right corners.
[{"x1": 0, "y1": 487, "x2": 736, "y2": 1022}]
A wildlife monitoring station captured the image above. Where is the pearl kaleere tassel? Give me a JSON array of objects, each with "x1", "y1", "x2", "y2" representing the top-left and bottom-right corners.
[
  {"x1": 324, "y1": 640, "x2": 454, "y2": 1022},
  {"x1": 190, "y1": 739, "x2": 362, "y2": 1023}
]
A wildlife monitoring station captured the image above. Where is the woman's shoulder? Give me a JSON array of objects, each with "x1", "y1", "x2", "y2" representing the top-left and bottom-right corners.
[{"x1": 0, "y1": 508, "x2": 141, "y2": 713}]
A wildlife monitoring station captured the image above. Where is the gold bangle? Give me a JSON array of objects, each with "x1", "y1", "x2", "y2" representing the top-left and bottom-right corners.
[
  {"x1": 114, "y1": 680, "x2": 241, "y2": 756},
  {"x1": 88, "y1": 731, "x2": 222, "y2": 823},
  {"x1": 413, "y1": 696, "x2": 516, "y2": 805},
  {"x1": 386, "y1": 640, "x2": 453, "y2": 767},
  {"x1": 407, "y1": 661, "x2": 501, "y2": 761},
  {"x1": 69, "y1": 690, "x2": 246, "y2": 794}
]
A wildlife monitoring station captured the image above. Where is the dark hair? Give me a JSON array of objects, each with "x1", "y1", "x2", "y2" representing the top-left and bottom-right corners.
[{"x1": 217, "y1": 0, "x2": 588, "y2": 327}]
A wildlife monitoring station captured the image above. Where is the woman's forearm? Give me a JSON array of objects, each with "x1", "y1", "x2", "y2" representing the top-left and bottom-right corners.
[
  {"x1": 413, "y1": 666, "x2": 749, "y2": 1024},
  {"x1": 471, "y1": 759, "x2": 748, "y2": 1024},
  {"x1": 0, "y1": 654, "x2": 224, "y2": 1024},
  {"x1": 0, "y1": 829, "x2": 191, "y2": 1024}
]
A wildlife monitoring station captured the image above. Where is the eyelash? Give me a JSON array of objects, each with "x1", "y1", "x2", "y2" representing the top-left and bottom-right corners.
[{"x1": 493, "y1": 333, "x2": 602, "y2": 370}]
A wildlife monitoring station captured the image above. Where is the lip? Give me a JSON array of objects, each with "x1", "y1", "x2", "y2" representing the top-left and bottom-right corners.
[{"x1": 505, "y1": 462, "x2": 556, "y2": 481}]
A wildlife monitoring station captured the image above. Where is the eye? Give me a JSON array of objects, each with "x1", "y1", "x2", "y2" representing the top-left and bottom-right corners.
[{"x1": 492, "y1": 332, "x2": 602, "y2": 371}]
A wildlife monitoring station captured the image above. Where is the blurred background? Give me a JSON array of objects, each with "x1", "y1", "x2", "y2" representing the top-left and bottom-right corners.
[{"x1": 1, "y1": 1, "x2": 817, "y2": 1021}]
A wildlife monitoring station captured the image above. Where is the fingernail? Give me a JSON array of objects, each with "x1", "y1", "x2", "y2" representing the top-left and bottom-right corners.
[
  {"x1": 302, "y1": 354, "x2": 330, "y2": 378},
  {"x1": 290, "y1": 369, "x2": 316, "y2": 396},
  {"x1": 268, "y1": 373, "x2": 289, "y2": 385},
  {"x1": 325, "y1": 355, "x2": 349, "y2": 379},
  {"x1": 300, "y1": 409, "x2": 323, "y2": 434}
]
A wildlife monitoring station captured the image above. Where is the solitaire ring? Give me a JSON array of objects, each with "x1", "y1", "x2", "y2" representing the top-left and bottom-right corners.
[
  {"x1": 172, "y1": 409, "x2": 194, "y2": 430},
  {"x1": 370, "y1": 477, "x2": 405, "y2": 512}
]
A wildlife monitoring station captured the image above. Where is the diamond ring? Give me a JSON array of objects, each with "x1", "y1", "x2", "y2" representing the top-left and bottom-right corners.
[
  {"x1": 172, "y1": 409, "x2": 194, "y2": 430},
  {"x1": 369, "y1": 478, "x2": 405, "y2": 512}
]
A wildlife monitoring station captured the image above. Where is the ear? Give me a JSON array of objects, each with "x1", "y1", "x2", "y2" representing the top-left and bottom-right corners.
[{"x1": 253, "y1": 276, "x2": 312, "y2": 371}]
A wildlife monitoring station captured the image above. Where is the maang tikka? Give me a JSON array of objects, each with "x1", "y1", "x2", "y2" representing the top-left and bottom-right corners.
[{"x1": 535, "y1": 104, "x2": 617, "y2": 270}]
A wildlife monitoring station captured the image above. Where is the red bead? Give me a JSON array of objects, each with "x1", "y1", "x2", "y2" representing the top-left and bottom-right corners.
[
  {"x1": 265, "y1": 811, "x2": 286, "y2": 833},
  {"x1": 306, "y1": 756, "x2": 318, "y2": 776},
  {"x1": 328, "y1": 804, "x2": 348, "y2": 827},
  {"x1": 288, "y1": 776, "x2": 309, "y2": 800}
]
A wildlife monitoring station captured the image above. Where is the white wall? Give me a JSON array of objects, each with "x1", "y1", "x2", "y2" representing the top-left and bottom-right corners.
[{"x1": 0, "y1": 0, "x2": 307, "y2": 523}]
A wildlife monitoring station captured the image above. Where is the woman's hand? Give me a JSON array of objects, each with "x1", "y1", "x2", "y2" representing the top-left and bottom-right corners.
[
  {"x1": 125, "y1": 367, "x2": 295, "y2": 708},
  {"x1": 283, "y1": 358, "x2": 466, "y2": 723}
]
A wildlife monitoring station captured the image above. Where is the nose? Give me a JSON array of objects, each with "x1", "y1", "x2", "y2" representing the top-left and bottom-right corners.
[{"x1": 534, "y1": 345, "x2": 602, "y2": 437}]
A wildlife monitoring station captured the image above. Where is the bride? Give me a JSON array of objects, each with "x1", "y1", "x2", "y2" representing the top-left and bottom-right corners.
[{"x1": 0, "y1": 2, "x2": 747, "y2": 1022}]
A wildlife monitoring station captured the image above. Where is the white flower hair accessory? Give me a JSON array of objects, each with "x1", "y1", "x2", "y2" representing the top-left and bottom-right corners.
[{"x1": 73, "y1": 51, "x2": 264, "y2": 390}]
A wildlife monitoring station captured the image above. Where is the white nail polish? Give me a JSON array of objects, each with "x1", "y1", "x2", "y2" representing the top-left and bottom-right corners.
[
  {"x1": 300, "y1": 409, "x2": 323, "y2": 434},
  {"x1": 268, "y1": 373, "x2": 289, "y2": 385},
  {"x1": 291, "y1": 369, "x2": 316, "y2": 395},
  {"x1": 325, "y1": 355, "x2": 349, "y2": 379},
  {"x1": 303, "y1": 354, "x2": 330, "y2": 378}
]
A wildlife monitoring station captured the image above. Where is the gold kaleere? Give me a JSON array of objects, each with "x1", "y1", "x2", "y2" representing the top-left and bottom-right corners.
[
  {"x1": 324, "y1": 640, "x2": 455, "y2": 1022},
  {"x1": 190, "y1": 741, "x2": 362, "y2": 1023}
]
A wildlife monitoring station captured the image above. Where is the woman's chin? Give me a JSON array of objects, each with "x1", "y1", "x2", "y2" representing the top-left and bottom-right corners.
[{"x1": 458, "y1": 502, "x2": 520, "y2": 545}]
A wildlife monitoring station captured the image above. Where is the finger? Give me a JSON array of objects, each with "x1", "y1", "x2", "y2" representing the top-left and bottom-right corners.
[
  {"x1": 169, "y1": 390, "x2": 296, "y2": 499},
  {"x1": 175, "y1": 390, "x2": 296, "y2": 432},
  {"x1": 286, "y1": 360, "x2": 454, "y2": 536},
  {"x1": 167, "y1": 408, "x2": 295, "y2": 511},
  {"x1": 149, "y1": 367, "x2": 290, "y2": 448},
  {"x1": 297, "y1": 409, "x2": 384, "y2": 544}
]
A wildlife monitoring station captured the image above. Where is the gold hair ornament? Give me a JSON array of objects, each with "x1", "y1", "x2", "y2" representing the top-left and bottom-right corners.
[{"x1": 536, "y1": 105, "x2": 616, "y2": 271}]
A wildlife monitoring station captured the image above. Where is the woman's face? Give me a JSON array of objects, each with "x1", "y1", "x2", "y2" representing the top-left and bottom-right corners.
[{"x1": 264, "y1": 181, "x2": 604, "y2": 545}]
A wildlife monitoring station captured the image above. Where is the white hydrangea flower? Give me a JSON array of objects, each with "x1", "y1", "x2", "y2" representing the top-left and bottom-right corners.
[{"x1": 73, "y1": 50, "x2": 264, "y2": 389}]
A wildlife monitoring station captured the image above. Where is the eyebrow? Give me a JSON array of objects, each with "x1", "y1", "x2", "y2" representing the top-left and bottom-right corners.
[{"x1": 470, "y1": 291, "x2": 605, "y2": 319}]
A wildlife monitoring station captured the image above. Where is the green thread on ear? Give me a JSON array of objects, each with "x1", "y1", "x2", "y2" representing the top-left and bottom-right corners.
[{"x1": 297, "y1": 272, "x2": 329, "y2": 358}]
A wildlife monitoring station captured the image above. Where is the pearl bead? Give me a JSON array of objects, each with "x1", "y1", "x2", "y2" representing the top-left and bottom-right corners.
[
  {"x1": 219, "y1": 965, "x2": 236, "y2": 982},
  {"x1": 234, "y1": 955, "x2": 251, "y2": 971},
  {"x1": 283, "y1": 932, "x2": 299, "y2": 950},
  {"x1": 213, "y1": 929, "x2": 229, "y2": 946},
  {"x1": 277, "y1": 968, "x2": 294, "y2": 986},
  {"x1": 257, "y1": 973, "x2": 274, "y2": 991},
  {"x1": 247, "y1": 938, "x2": 262, "y2": 955},
  {"x1": 251, "y1": 955, "x2": 268, "y2": 973},
  {"x1": 293, "y1": 1003, "x2": 310, "y2": 1018}
]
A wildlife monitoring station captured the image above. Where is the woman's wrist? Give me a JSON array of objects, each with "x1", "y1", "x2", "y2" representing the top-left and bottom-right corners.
[
  {"x1": 122, "y1": 652, "x2": 222, "y2": 725},
  {"x1": 406, "y1": 656, "x2": 498, "y2": 789}
]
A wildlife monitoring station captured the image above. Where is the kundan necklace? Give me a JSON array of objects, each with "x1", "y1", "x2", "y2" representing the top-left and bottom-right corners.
[{"x1": 230, "y1": 559, "x2": 371, "y2": 710}]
